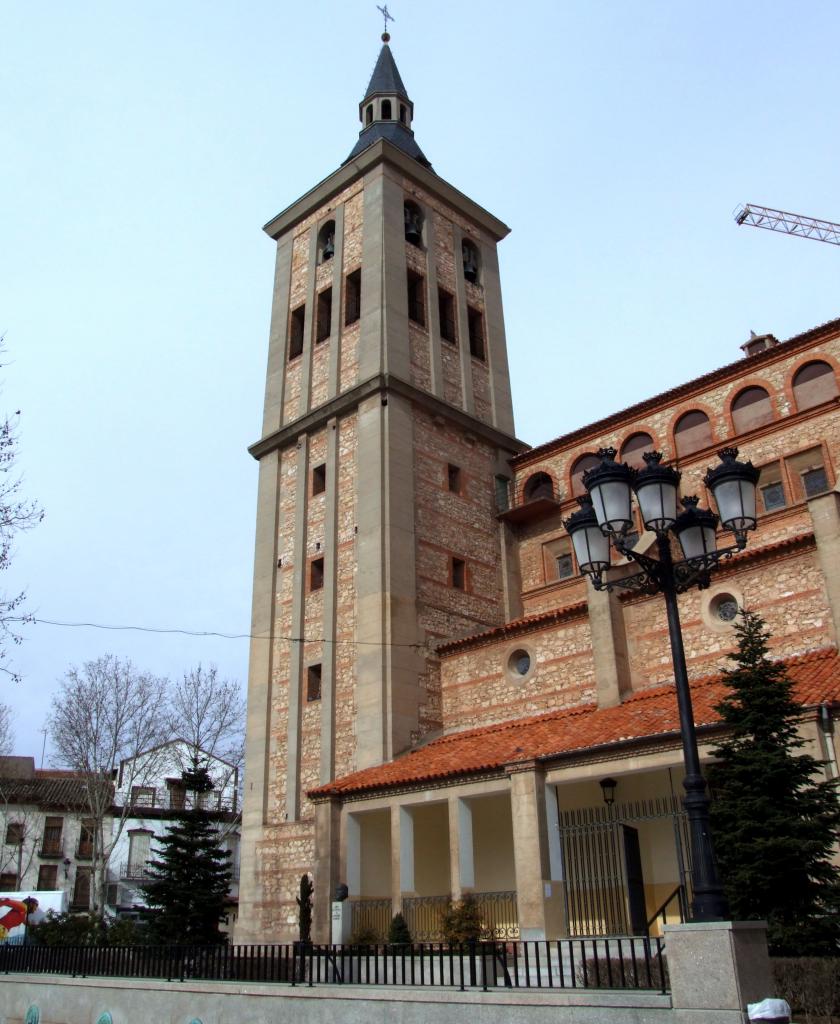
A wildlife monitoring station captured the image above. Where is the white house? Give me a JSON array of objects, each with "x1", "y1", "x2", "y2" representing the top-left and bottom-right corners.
[
  {"x1": 106, "y1": 740, "x2": 241, "y2": 925},
  {"x1": 0, "y1": 756, "x2": 95, "y2": 912}
]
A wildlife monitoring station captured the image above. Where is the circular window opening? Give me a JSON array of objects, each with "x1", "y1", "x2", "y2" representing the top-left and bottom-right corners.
[
  {"x1": 509, "y1": 649, "x2": 531, "y2": 677},
  {"x1": 711, "y1": 594, "x2": 740, "y2": 623}
]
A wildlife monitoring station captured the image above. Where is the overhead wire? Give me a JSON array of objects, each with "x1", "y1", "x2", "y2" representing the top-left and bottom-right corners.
[{"x1": 10, "y1": 616, "x2": 427, "y2": 649}]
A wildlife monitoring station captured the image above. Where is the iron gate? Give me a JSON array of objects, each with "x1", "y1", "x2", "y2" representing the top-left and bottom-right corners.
[{"x1": 558, "y1": 794, "x2": 692, "y2": 936}]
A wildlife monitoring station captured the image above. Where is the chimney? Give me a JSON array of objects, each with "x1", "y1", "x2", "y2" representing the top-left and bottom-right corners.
[{"x1": 741, "y1": 330, "x2": 779, "y2": 358}]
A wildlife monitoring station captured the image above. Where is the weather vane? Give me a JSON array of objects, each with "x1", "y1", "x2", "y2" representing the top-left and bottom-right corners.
[{"x1": 377, "y1": 4, "x2": 394, "y2": 39}]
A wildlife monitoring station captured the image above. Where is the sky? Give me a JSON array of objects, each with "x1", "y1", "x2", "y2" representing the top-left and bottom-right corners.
[{"x1": 2, "y1": 1, "x2": 839, "y2": 760}]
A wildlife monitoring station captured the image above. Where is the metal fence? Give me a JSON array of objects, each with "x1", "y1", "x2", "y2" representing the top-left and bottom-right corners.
[
  {"x1": 349, "y1": 898, "x2": 391, "y2": 940},
  {"x1": 0, "y1": 938, "x2": 667, "y2": 993}
]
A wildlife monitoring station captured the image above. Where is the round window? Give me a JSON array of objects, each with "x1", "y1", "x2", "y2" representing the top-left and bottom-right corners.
[
  {"x1": 509, "y1": 649, "x2": 531, "y2": 677},
  {"x1": 712, "y1": 595, "x2": 739, "y2": 622}
]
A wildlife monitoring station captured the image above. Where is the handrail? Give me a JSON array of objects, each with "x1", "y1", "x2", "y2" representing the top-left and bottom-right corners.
[{"x1": 646, "y1": 885, "x2": 685, "y2": 933}]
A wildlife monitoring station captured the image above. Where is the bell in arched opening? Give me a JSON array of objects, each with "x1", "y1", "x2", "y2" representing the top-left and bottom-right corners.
[
  {"x1": 404, "y1": 202, "x2": 423, "y2": 246},
  {"x1": 462, "y1": 239, "x2": 479, "y2": 283}
]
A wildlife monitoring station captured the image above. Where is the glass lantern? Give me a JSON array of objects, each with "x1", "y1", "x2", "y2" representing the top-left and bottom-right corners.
[
  {"x1": 704, "y1": 447, "x2": 760, "y2": 537},
  {"x1": 583, "y1": 448, "x2": 634, "y2": 536},
  {"x1": 633, "y1": 451, "x2": 681, "y2": 532},
  {"x1": 673, "y1": 496, "x2": 719, "y2": 561},
  {"x1": 564, "y1": 498, "x2": 611, "y2": 576}
]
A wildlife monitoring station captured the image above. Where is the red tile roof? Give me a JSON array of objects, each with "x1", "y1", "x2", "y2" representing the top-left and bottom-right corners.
[
  {"x1": 511, "y1": 315, "x2": 840, "y2": 468},
  {"x1": 310, "y1": 647, "x2": 840, "y2": 800},
  {"x1": 437, "y1": 601, "x2": 588, "y2": 656}
]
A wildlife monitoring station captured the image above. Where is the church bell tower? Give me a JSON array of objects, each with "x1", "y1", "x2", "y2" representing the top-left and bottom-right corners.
[{"x1": 236, "y1": 32, "x2": 525, "y2": 942}]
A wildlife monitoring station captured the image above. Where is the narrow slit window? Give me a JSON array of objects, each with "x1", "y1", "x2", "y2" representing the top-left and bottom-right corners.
[
  {"x1": 307, "y1": 664, "x2": 322, "y2": 702},
  {"x1": 312, "y1": 463, "x2": 326, "y2": 496},
  {"x1": 447, "y1": 463, "x2": 461, "y2": 494},
  {"x1": 407, "y1": 270, "x2": 426, "y2": 326},
  {"x1": 451, "y1": 557, "x2": 466, "y2": 590},
  {"x1": 345, "y1": 269, "x2": 361, "y2": 326},
  {"x1": 289, "y1": 304, "x2": 306, "y2": 360},
  {"x1": 311, "y1": 557, "x2": 325, "y2": 591},
  {"x1": 381, "y1": 99, "x2": 392, "y2": 120},
  {"x1": 468, "y1": 307, "x2": 485, "y2": 360},
  {"x1": 316, "y1": 288, "x2": 332, "y2": 343},
  {"x1": 438, "y1": 288, "x2": 456, "y2": 343}
]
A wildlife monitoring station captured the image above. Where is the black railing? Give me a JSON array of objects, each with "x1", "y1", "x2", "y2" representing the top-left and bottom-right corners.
[
  {"x1": 0, "y1": 938, "x2": 667, "y2": 993},
  {"x1": 646, "y1": 886, "x2": 687, "y2": 935}
]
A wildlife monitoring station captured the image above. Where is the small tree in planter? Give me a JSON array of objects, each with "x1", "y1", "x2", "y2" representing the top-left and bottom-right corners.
[
  {"x1": 387, "y1": 912, "x2": 412, "y2": 947},
  {"x1": 441, "y1": 895, "x2": 483, "y2": 944},
  {"x1": 297, "y1": 873, "x2": 314, "y2": 945}
]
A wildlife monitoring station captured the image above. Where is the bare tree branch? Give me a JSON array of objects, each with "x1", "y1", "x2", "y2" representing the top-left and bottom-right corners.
[
  {"x1": 0, "y1": 704, "x2": 12, "y2": 756},
  {"x1": 48, "y1": 655, "x2": 172, "y2": 911},
  {"x1": 169, "y1": 664, "x2": 245, "y2": 772},
  {"x1": 0, "y1": 339, "x2": 44, "y2": 684}
]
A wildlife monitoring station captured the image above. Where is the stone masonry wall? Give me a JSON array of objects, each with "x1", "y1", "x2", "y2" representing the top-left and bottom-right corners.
[{"x1": 438, "y1": 330, "x2": 840, "y2": 734}]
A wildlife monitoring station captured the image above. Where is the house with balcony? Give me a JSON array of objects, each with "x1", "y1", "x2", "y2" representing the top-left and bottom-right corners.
[
  {"x1": 0, "y1": 756, "x2": 100, "y2": 912},
  {"x1": 106, "y1": 740, "x2": 241, "y2": 926}
]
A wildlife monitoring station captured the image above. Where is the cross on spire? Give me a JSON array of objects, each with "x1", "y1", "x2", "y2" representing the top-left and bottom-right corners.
[{"x1": 377, "y1": 4, "x2": 394, "y2": 40}]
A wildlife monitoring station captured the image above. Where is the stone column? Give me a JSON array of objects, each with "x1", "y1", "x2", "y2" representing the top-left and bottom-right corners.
[
  {"x1": 664, "y1": 921, "x2": 772, "y2": 1023},
  {"x1": 507, "y1": 761, "x2": 550, "y2": 939},
  {"x1": 312, "y1": 797, "x2": 341, "y2": 943},
  {"x1": 390, "y1": 805, "x2": 414, "y2": 913},
  {"x1": 447, "y1": 795, "x2": 475, "y2": 900},
  {"x1": 345, "y1": 812, "x2": 361, "y2": 897},
  {"x1": 808, "y1": 489, "x2": 840, "y2": 645},
  {"x1": 586, "y1": 579, "x2": 631, "y2": 708}
]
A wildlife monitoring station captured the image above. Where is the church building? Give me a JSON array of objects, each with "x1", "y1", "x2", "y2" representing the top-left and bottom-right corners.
[{"x1": 235, "y1": 36, "x2": 840, "y2": 945}]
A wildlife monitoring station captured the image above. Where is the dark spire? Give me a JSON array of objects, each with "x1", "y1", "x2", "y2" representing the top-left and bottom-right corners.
[
  {"x1": 344, "y1": 39, "x2": 433, "y2": 171},
  {"x1": 364, "y1": 42, "x2": 409, "y2": 100}
]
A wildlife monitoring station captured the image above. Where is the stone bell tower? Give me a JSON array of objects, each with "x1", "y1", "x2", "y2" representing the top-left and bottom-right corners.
[{"x1": 236, "y1": 33, "x2": 525, "y2": 942}]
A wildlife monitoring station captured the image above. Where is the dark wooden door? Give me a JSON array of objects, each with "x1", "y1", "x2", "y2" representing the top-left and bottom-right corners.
[{"x1": 621, "y1": 825, "x2": 647, "y2": 935}]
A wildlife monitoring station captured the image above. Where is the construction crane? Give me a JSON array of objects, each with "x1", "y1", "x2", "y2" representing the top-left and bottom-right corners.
[{"x1": 734, "y1": 204, "x2": 840, "y2": 247}]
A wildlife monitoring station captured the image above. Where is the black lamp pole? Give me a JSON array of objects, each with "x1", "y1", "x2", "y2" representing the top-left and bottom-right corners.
[
  {"x1": 654, "y1": 531, "x2": 728, "y2": 920},
  {"x1": 564, "y1": 446, "x2": 759, "y2": 923}
]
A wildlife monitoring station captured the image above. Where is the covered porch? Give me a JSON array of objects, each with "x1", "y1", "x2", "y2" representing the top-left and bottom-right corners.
[{"x1": 316, "y1": 759, "x2": 692, "y2": 944}]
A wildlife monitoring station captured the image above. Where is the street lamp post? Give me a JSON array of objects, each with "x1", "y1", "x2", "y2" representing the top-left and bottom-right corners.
[{"x1": 564, "y1": 446, "x2": 759, "y2": 922}]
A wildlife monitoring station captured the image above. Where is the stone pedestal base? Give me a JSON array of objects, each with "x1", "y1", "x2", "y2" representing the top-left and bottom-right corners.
[
  {"x1": 664, "y1": 921, "x2": 772, "y2": 1023},
  {"x1": 331, "y1": 901, "x2": 352, "y2": 944}
]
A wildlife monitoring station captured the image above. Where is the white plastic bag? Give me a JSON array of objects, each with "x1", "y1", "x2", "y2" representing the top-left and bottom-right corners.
[{"x1": 747, "y1": 998, "x2": 791, "y2": 1022}]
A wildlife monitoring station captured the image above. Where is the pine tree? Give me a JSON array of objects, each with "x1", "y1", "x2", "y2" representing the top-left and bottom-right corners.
[
  {"x1": 139, "y1": 765, "x2": 232, "y2": 946},
  {"x1": 387, "y1": 912, "x2": 412, "y2": 946},
  {"x1": 708, "y1": 610, "x2": 840, "y2": 955}
]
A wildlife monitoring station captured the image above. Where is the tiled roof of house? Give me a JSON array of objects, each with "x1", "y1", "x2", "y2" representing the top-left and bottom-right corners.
[
  {"x1": 511, "y1": 315, "x2": 840, "y2": 467},
  {"x1": 310, "y1": 647, "x2": 840, "y2": 800},
  {"x1": 0, "y1": 771, "x2": 96, "y2": 809}
]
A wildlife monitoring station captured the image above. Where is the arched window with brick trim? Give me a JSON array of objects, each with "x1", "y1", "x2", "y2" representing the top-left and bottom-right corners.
[
  {"x1": 523, "y1": 472, "x2": 554, "y2": 502},
  {"x1": 674, "y1": 410, "x2": 712, "y2": 457},
  {"x1": 619, "y1": 431, "x2": 654, "y2": 468},
  {"x1": 793, "y1": 360, "x2": 838, "y2": 411},
  {"x1": 570, "y1": 453, "x2": 600, "y2": 496},
  {"x1": 731, "y1": 386, "x2": 773, "y2": 434}
]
